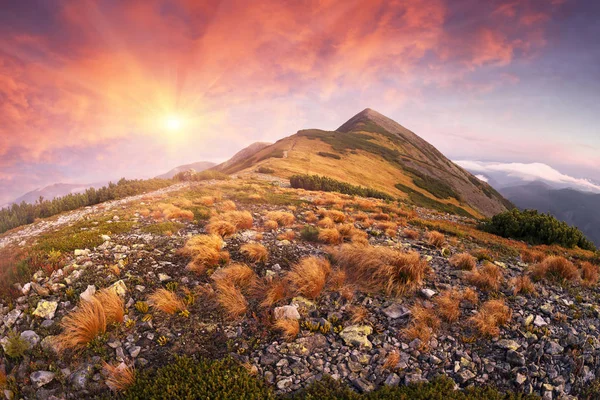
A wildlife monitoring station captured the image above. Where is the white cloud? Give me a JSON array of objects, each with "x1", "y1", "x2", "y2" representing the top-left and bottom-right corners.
[
  {"x1": 475, "y1": 174, "x2": 488, "y2": 182},
  {"x1": 456, "y1": 160, "x2": 600, "y2": 193}
]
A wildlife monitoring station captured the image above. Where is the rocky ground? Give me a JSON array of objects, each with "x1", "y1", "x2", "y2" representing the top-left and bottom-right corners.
[{"x1": 1, "y1": 177, "x2": 599, "y2": 399}]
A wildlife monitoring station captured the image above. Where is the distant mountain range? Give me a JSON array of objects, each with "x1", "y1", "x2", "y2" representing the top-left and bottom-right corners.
[
  {"x1": 155, "y1": 161, "x2": 216, "y2": 179},
  {"x1": 3, "y1": 182, "x2": 108, "y2": 208},
  {"x1": 498, "y1": 181, "x2": 600, "y2": 246}
]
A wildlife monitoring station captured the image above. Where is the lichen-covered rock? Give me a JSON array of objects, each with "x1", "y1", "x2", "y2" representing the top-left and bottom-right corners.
[
  {"x1": 339, "y1": 325, "x2": 373, "y2": 349},
  {"x1": 32, "y1": 300, "x2": 58, "y2": 319},
  {"x1": 30, "y1": 371, "x2": 55, "y2": 388}
]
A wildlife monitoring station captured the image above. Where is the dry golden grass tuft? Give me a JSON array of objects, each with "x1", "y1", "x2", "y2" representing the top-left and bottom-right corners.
[
  {"x1": 214, "y1": 283, "x2": 248, "y2": 319},
  {"x1": 264, "y1": 220, "x2": 279, "y2": 231},
  {"x1": 434, "y1": 290, "x2": 461, "y2": 323},
  {"x1": 325, "y1": 210, "x2": 346, "y2": 223},
  {"x1": 218, "y1": 200, "x2": 237, "y2": 211},
  {"x1": 466, "y1": 262, "x2": 503, "y2": 292},
  {"x1": 95, "y1": 288, "x2": 125, "y2": 324},
  {"x1": 211, "y1": 263, "x2": 257, "y2": 290},
  {"x1": 206, "y1": 220, "x2": 237, "y2": 237},
  {"x1": 103, "y1": 362, "x2": 135, "y2": 392},
  {"x1": 354, "y1": 198, "x2": 378, "y2": 210},
  {"x1": 403, "y1": 229, "x2": 420, "y2": 240},
  {"x1": 57, "y1": 297, "x2": 107, "y2": 352},
  {"x1": 240, "y1": 243, "x2": 268, "y2": 263},
  {"x1": 317, "y1": 217, "x2": 335, "y2": 229},
  {"x1": 181, "y1": 235, "x2": 228, "y2": 274},
  {"x1": 274, "y1": 318, "x2": 300, "y2": 341},
  {"x1": 461, "y1": 287, "x2": 479, "y2": 304},
  {"x1": 449, "y1": 253, "x2": 477, "y2": 271},
  {"x1": 336, "y1": 223, "x2": 355, "y2": 239},
  {"x1": 198, "y1": 196, "x2": 216, "y2": 206},
  {"x1": 266, "y1": 211, "x2": 295, "y2": 226},
  {"x1": 521, "y1": 249, "x2": 546, "y2": 264},
  {"x1": 260, "y1": 279, "x2": 288, "y2": 308},
  {"x1": 288, "y1": 256, "x2": 331, "y2": 299},
  {"x1": 529, "y1": 256, "x2": 579, "y2": 283},
  {"x1": 511, "y1": 275, "x2": 537, "y2": 296},
  {"x1": 427, "y1": 231, "x2": 445, "y2": 248},
  {"x1": 469, "y1": 299, "x2": 512, "y2": 337},
  {"x1": 304, "y1": 211, "x2": 318, "y2": 223},
  {"x1": 353, "y1": 211, "x2": 369, "y2": 222},
  {"x1": 348, "y1": 305, "x2": 369, "y2": 324},
  {"x1": 580, "y1": 262, "x2": 599, "y2": 286},
  {"x1": 156, "y1": 203, "x2": 195, "y2": 221},
  {"x1": 350, "y1": 230, "x2": 369, "y2": 245},
  {"x1": 372, "y1": 212, "x2": 390, "y2": 221},
  {"x1": 220, "y1": 210, "x2": 254, "y2": 230},
  {"x1": 404, "y1": 305, "x2": 440, "y2": 350},
  {"x1": 318, "y1": 228, "x2": 342, "y2": 244},
  {"x1": 148, "y1": 289, "x2": 186, "y2": 314},
  {"x1": 331, "y1": 244, "x2": 430, "y2": 296},
  {"x1": 383, "y1": 350, "x2": 400, "y2": 370},
  {"x1": 277, "y1": 230, "x2": 296, "y2": 241}
]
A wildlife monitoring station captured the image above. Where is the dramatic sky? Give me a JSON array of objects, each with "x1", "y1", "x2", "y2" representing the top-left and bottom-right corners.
[{"x1": 1, "y1": 0, "x2": 599, "y2": 204}]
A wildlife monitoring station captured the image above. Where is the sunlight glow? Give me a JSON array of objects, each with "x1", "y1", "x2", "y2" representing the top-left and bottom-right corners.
[{"x1": 164, "y1": 115, "x2": 183, "y2": 132}]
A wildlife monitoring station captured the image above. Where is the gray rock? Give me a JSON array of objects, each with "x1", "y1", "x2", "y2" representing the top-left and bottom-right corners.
[
  {"x1": 497, "y1": 339, "x2": 520, "y2": 350},
  {"x1": 516, "y1": 373, "x2": 527, "y2": 385},
  {"x1": 30, "y1": 371, "x2": 55, "y2": 388},
  {"x1": 80, "y1": 285, "x2": 96, "y2": 302},
  {"x1": 3, "y1": 309, "x2": 22, "y2": 327},
  {"x1": 384, "y1": 373, "x2": 401, "y2": 386},
  {"x1": 274, "y1": 305, "x2": 301, "y2": 320},
  {"x1": 352, "y1": 377, "x2": 374, "y2": 393},
  {"x1": 129, "y1": 346, "x2": 141, "y2": 358},
  {"x1": 534, "y1": 315, "x2": 548, "y2": 327},
  {"x1": 20, "y1": 331, "x2": 40, "y2": 347},
  {"x1": 276, "y1": 378, "x2": 293, "y2": 390},
  {"x1": 546, "y1": 341, "x2": 564, "y2": 355},
  {"x1": 506, "y1": 350, "x2": 525, "y2": 366},
  {"x1": 382, "y1": 303, "x2": 411, "y2": 319},
  {"x1": 420, "y1": 288, "x2": 436, "y2": 299},
  {"x1": 456, "y1": 369, "x2": 476, "y2": 384}
]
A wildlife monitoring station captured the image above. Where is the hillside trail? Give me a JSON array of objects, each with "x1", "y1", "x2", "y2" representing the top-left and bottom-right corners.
[{"x1": 0, "y1": 182, "x2": 195, "y2": 250}]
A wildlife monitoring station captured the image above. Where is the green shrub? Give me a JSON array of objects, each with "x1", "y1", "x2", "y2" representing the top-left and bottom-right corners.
[
  {"x1": 0, "y1": 178, "x2": 171, "y2": 235},
  {"x1": 480, "y1": 209, "x2": 596, "y2": 251},
  {"x1": 3, "y1": 331, "x2": 29, "y2": 358},
  {"x1": 173, "y1": 170, "x2": 230, "y2": 182},
  {"x1": 257, "y1": 166, "x2": 276, "y2": 174},
  {"x1": 403, "y1": 166, "x2": 459, "y2": 200},
  {"x1": 300, "y1": 225, "x2": 320, "y2": 242},
  {"x1": 141, "y1": 222, "x2": 184, "y2": 235},
  {"x1": 317, "y1": 152, "x2": 341, "y2": 160},
  {"x1": 257, "y1": 149, "x2": 285, "y2": 162},
  {"x1": 290, "y1": 375, "x2": 539, "y2": 400},
  {"x1": 121, "y1": 357, "x2": 275, "y2": 400},
  {"x1": 290, "y1": 174, "x2": 393, "y2": 201}
]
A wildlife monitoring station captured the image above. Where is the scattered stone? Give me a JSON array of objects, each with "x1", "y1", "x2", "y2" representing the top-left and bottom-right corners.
[
  {"x1": 32, "y1": 300, "x2": 58, "y2": 319},
  {"x1": 534, "y1": 315, "x2": 548, "y2": 327},
  {"x1": 3, "y1": 309, "x2": 22, "y2": 327},
  {"x1": 420, "y1": 288, "x2": 436, "y2": 299},
  {"x1": 110, "y1": 280, "x2": 127, "y2": 297},
  {"x1": 20, "y1": 330, "x2": 40, "y2": 347},
  {"x1": 274, "y1": 305, "x2": 301, "y2": 320},
  {"x1": 382, "y1": 303, "x2": 411, "y2": 319},
  {"x1": 339, "y1": 325, "x2": 373, "y2": 349},
  {"x1": 158, "y1": 273, "x2": 171, "y2": 282},
  {"x1": 546, "y1": 341, "x2": 564, "y2": 355},
  {"x1": 80, "y1": 285, "x2": 96, "y2": 302},
  {"x1": 30, "y1": 371, "x2": 56, "y2": 388}
]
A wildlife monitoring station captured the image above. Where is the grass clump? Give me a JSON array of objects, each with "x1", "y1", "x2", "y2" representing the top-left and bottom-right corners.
[
  {"x1": 434, "y1": 290, "x2": 462, "y2": 323},
  {"x1": 319, "y1": 228, "x2": 342, "y2": 244},
  {"x1": 148, "y1": 289, "x2": 186, "y2": 314},
  {"x1": 580, "y1": 262, "x2": 599, "y2": 286},
  {"x1": 265, "y1": 211, "x2": 295, "y2": 227},
  {"x1": 529, "y1": 256, "x2": 579, "y2": 283},
  {"x1": 288, "y1": 257, "x2": 331, "y2": 299},
  {"x1": 450, "y1": 253, "x2": 476, "y2": 271},
  {"x1": 331, "y1": 244, "x2": 430, "y2": 296},
  {"x1": 180, "y1": 235, "x2": 229, "y2": 274},
  {"x1": 466, "y1": 262, "x2": 503, "y2": 292},
  {"x1": 470, "y1": 299, "x2": 512, "y2": 337},
  {"x1": 240, "y1": 243, "x2": 269, "y2": 263},
  {"x1": 103, "y1": 362, "x2": 135, "y2": 393},
  {"x1": 57, "y1": 297, "x2": 107, "y2": 352},
  {"x1": 511, "y1": 275, "x2": 537, "y2": 296},
  {"x1": 427, "y1": 231, "x2": 445, "y2": 248},
  {"x1": 300, "y1": 225, "x2": 320, "y2": 242},
  {"x1": 274, "y1": 319, "x2": 300, "y2": 341}
]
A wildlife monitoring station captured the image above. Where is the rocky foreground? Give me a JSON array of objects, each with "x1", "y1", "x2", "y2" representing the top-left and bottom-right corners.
[{"x1": 1, "y1": 177, "x2": 599, "y2": 399}]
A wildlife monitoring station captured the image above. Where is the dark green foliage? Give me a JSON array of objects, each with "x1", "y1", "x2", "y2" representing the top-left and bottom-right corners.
[
  {"x1": 0, "y1": 178, "x2": 171, "y2": 235},
  {"x1": 288, "y1": 375, "x2": 539, "y2": 400},
  {"x1": 298, "y1": 130, "x2": 401, "y2": 163},
  {"x1": 317, "y1": 151, "x2": 341, "y2": 160},
  {"x1": 3, "y1": 330, "x2": 29, "y2": 358},
  {"x1": 257, "y1": 149, "x2": 285, "y2": 162},
  {"x1": 300, "y1": 225, "x2": 320, "y2": 242},
  {"x1": 121, "y1": 356, "x2": 275, "y2": 400},
  {"x1": 290, "y1": 174, "x2": 394, "y2": 201},
  {"x1": 173, "y1": 170, "x2": 230, "y2": 182},
  {"x1": 395, "y1": 183, "x2": 475, "y2": 218},
  {"x1": 35, "y1": 220, "x2": 135, "y2": 253},
  {"x1": 480, "y1": 209, "x2": 596, "y2": 251},
  {"x1": 257, "y1": 166, "x2": 276, "y2": 174},
  {"x1": 403, "y1": 166, "x2": 459, "y2": 200}
]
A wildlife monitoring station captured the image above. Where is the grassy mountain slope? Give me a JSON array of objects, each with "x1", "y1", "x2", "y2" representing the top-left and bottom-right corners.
[{"x1": 219, "y1": 109, "x2": 511, "y2": 218}]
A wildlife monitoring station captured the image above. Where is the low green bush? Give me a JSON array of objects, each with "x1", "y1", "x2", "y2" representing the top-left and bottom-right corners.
[
  {"x1": 317, "y1": 151, "x2": 341, "y2": 160},
  {"x1": 173, "y1": 170, "x2": 230, "y2": 182},
  {"x1": 257, "y1": 166, "x2": 276, "y2": 174},
  {"x1": 480, "y1": 209, "x2": 596, "y2": 251},
  {"x1": 3, "y1": 330, "x2": 29, "y2": 358},
  {"x1": 300, "y1": 225, "x2": 320, "y2": 242},
  {"x1": 290, "y1": 174, "x2": 393, "y2": 201},
  {"x1": 122, "y1": 357, "x2": 275, "y2": 400}
]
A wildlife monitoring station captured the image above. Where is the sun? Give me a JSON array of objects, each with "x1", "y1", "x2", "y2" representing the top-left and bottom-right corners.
[{"x1": 164, "y1": 115, "x2": 183, "y2": 132}]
